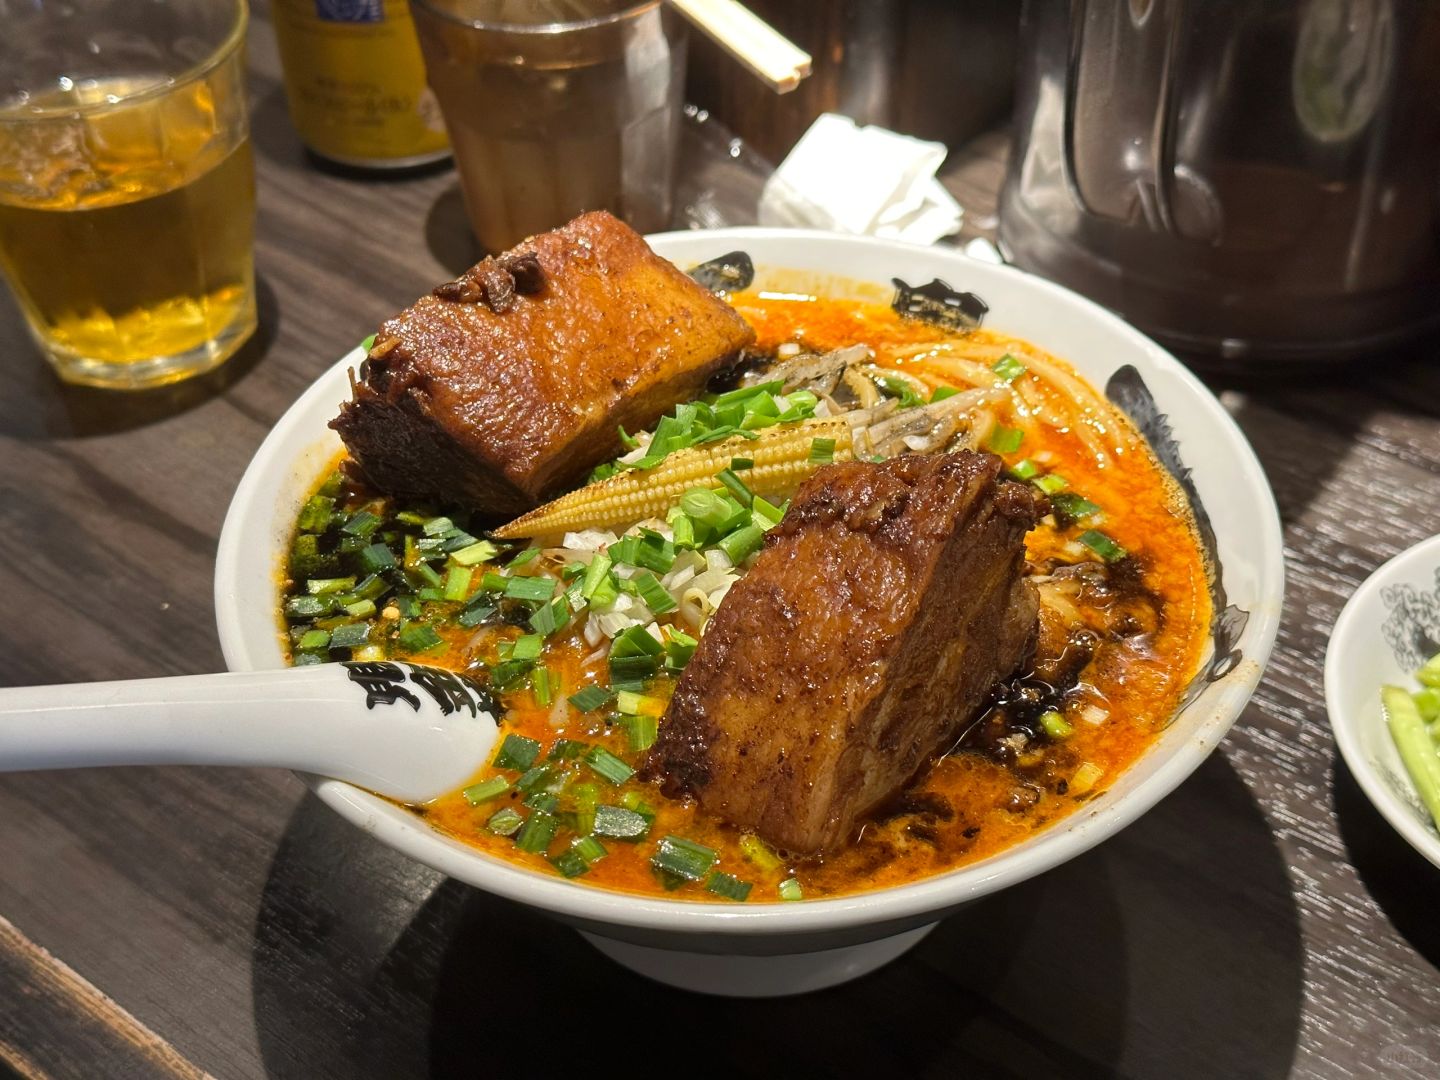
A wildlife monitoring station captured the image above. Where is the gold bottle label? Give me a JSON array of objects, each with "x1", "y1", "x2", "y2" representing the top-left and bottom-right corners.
[{"x1": 272, "y1": 0, "x2": 450, "y2": 167}]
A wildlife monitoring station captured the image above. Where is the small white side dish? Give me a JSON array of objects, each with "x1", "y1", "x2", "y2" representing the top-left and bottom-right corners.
[
  {"x1": 1327, "y1": 533, "x2": 1440, "y2": 870},
  {"x1": 215, "y1": 229, "x2": 1285, "y2": 996}
]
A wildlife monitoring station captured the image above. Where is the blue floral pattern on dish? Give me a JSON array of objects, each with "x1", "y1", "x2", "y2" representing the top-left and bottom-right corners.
[{"x1": 1380, "y1": 568, "x2": 1440, "y2": 672}]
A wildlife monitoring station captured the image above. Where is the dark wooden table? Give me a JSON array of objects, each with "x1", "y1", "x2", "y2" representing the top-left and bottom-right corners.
[{"x1": 4, "y1": 10, "x2": 1440, "y2": 1080}]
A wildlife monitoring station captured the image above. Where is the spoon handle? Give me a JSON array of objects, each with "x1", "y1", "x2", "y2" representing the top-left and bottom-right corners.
[{"x1": 0, "y1": 662, "x2": 499, "y2": 803}]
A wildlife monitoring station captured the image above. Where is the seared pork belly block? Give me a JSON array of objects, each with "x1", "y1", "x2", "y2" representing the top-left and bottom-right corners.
[
  {"x1": 331, "y1": 211, "x2": 755, "y2": 517},
  {"x1": 644, "y1": 450, "x2": 1042, "y2": 855}
]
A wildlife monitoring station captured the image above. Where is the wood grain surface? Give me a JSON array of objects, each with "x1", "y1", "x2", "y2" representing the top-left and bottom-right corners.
[{"x1": 1, "y1": 6, "x2": 1438, "y2": 1078}]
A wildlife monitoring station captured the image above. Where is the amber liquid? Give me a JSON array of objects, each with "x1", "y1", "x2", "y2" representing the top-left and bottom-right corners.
[
  {"x1": 0, "y1": 77, "x2": 256, "y2": 386},
  {"x1": 412, "y1": 2, "x2": 684, "y2": 253}
]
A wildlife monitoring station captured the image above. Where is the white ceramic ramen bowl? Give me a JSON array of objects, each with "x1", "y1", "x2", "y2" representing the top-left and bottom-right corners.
[
  {"x1": 215, "y1": 229, "x2": 1285, "y2": 997},
  {"x1": 1326, "y1": 533, "x2": 1440, "y2": 870}
]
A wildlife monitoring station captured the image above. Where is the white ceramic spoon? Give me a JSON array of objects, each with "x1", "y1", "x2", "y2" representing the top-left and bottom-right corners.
[{"x1": 0, "y1": 661, "x2": 500, "y2": 803}]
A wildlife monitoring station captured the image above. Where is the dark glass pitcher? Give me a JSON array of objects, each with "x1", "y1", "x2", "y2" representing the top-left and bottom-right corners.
[{"x1": 999, "y1": 0, "x2": 1440, "y2": 361}]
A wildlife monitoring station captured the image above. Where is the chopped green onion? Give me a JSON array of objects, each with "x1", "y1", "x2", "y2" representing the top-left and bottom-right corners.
[
  {"x1": 486, "y1": 807, "x2": 524, "y2": 836},
  {"x1": 929, "y1": 386, "x2": 960, "y2": 403},
  {"x1": 441, "y1": 530, "x2": 481, "y2": 553},
  {"x1": 1032, "y1": 473, "x2": 1069, "y2": 495},
  {"x1": 547, "y1": 739, "x2": 590, "y2": 762},
  {"x1": 717, "y1": 468, "x2": 753, "y2": 506},
  {"x1": 1050, "y1": 493, "x2": 1102, "y2": 522},
  {"x1": 705, "y1": 872, "x2": 753, "y2": 902},
  {"x1": 612, "y1": 624, "x2": 664, "y2": 657},
  {"x1": 778, "y1": 878, "x2": 804, "y2": 901},
  {"x1": 514, "y1": 764, "x2": 553, "y2": 793},
  {"x1": 297, "y1": 628, "x2": 330, "y2": 651},
  {"x1": 421, "y1": 515, "x2": 453, "y2": 537},
  {"x1": 739, "y1": 834, "x2": 783, "y2": 872},
  {"x1": 512, "y1": 633, "x2": 544, "y2": 659},
  {"x1": 615, "y1": 690, "x2": 666, "y2": 717},
  {"x1": 341, "y1": 510, "x2": 383, "y2": 538},
  {"x1": 569, "y1": 685, "x2": 615, "y2": 713},
  {"x1": 489, "y1": 658, "x2": 535, "y2": 690},
  {"x1": 1078, "y1": 529, "x2": 1127, "y2": 562},
  {"x1": 680, "y1": 487, "x2": 730, "y2": 528},
  {"x1": 480, "y1": 571, "x2": 508, "y2": 593},
  {"x1": 457, "y1": 600, "x2": 497, "y2": 628},
  {"x1": 492, "y1": 734, "x2": 542, "y2": 771},
  {"x1": 634, "y1": 571, "x2": 678, "y2": 614},
  {"x1": 352, "y1": 573, "x2": 388, "y2": 601},
  {"x1": 609, "y1": 536, "x2": 641, "y2": 566},
  {"x1": 730, "y1": 457, "x2": 754, "y2": 471},
  {"x1": 504, "y1": 575, "x2": 555, "y2": 604},
  {"x1": 610, "y1": 655, "x2": 659, "y2": 684},
  {"x1": 462, "y1": 776, "x2": 510, "y2": 805},
  {"x1": 664, "y1": 628, "x2": 698, "y2": 671},
  {"x1": 451, "y1": 540, "x2": 500, "y2": 567},
  {"x1": 508, "y1": 547, "x2": 541, "y2": 568},
  {"x1": 633, "y1": 532, "x2": 676, "y2": 573},
  {"x1": 992, "y1": 354, "x2": 1026, "y2": 382},
  {"x1": 515, "y1": 812, "x2": 558, "y2": 853},
  {"x1": 297, "y1": 495, "x2": 335, "y2": 533},
  {"x1": 585, "y1": 746, "x2": 635, "y2": 785},
  {"x1": 1007, "y1": 459, "x2": 1040, "y2": 481},
  {"x1": 1039, "y1": 709, "x2": 1074, "y2": 739},
  {"x1": 328, "y1": 622, "x2": 370, "y2": 649},
  {"x1": 291, "y1": 537, "x2": 340, "y2": 579},
  {"x1": 718, "y1": 524, "x2": 765, "y2": 564},
  {"x1": 360, "y1": 334, "x2": 376, "y2": 351},
  {"x1": 523, "y1": 791, "x2": 560, "y2": 813},
  {"x1": 987, "y1": 425, "x2": 1024, "y2": 454},
  {"x1": 670, "y1": 512, "x2": 698, "y2": 549},
  {"x1": 397, "y1": 624, "x2": 443, "y2": 652},
  {"x1": 652, "y1": 836, "x2": 717, "y2": 881},
  {"x1": 341, "y1": 600, "x2": 376, "y2": 620},
  {"x1": 549, "y1": 850, "x2": 590, "y2": 878},
  {"x1": 411, "y1": 561, "x2": 444, "y2": 589},
  {"x1": 622, "y1": 714, "x2": 659, "y2": 752},
  {"x1": 306, "y1": 576, "x2": 356, "y2": 596},
  {"x1": 572, "y1": 835, "x2": 608, "y2": 864},
  {"x1": 443, "y1": 566, "x2": 472, "y2": 602},
  {"x1": 593, "y1": 805, "x2": 650, "y2": 840},
  {"x1": 529, "y1": 597, "x2": 570, "y2": 636},
  {"x1": 531, "y1": 666, "x2": 554, "y2": 706},
  {"x1": 809, "y1": 437, "x2": 836, "y2": 464},
  {"x1": 751, "y1": 496, "x2": 785, "y2": 530},
  {"x1": 284, "y1": 595, "x2": 329, "y2": 620},
  {"x1": 581, "y1": 552, "x2": 614, "y2": 600},
  {"x1": 357, "y1": 543, "x2": 397, "y2": 573}
]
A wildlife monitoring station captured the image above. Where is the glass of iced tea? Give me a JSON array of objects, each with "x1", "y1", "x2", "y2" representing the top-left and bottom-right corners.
[
  {"x1": 0, "y1": 0, "x2": 255, "y2": 389},
  {"x1": 410, "y1": 0, "x2": 687, "y2": 253}
]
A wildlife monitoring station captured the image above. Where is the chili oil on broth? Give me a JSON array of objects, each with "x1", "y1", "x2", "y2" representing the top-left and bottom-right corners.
[{"x1": 279, "y1": 291, "x2": 1212, "y2": 901}]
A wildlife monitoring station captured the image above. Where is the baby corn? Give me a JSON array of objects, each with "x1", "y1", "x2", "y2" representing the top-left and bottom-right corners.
[{"x1": 493, "y1": 418, "x2": 853, "y2": 540}]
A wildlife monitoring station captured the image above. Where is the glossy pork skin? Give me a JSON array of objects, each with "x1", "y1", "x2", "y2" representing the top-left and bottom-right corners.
[
  {"x1": 644, "y1": 451, "x2": 1042, "y2": 855},
  {"x1": 331, "y1": 211, "x2": 754, "y2": 517}
]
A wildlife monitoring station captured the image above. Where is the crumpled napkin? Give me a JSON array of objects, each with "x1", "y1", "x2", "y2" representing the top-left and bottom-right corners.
[{"x1": 757, "y1": 113, "x2": 963, "y2": 244}]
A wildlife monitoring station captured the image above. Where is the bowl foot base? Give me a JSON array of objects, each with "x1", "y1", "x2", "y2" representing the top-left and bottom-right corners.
[{"x1": 579, "y1": 922, "x2": 938, "y2": 997}]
